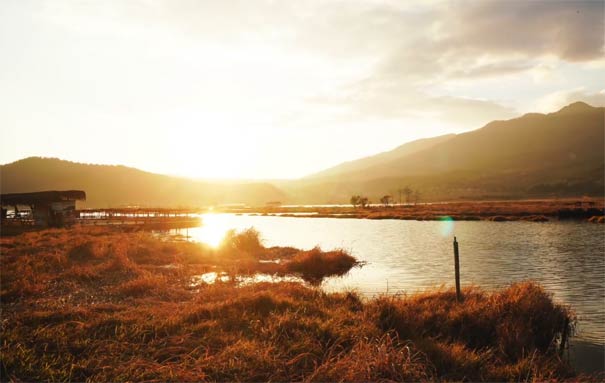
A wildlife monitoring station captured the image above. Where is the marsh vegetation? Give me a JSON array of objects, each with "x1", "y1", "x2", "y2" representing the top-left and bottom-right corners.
[
  {"x1": 0, "y1": 227, "x2": 581, "y2": 381},
  {"x1": 230, "y1": 198, "x2": 605, "y2": 222}
]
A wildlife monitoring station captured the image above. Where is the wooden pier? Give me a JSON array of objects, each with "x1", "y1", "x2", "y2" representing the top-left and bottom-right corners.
[{"x1": 77, "y1": 208, "x2": 203, "y2": 228}]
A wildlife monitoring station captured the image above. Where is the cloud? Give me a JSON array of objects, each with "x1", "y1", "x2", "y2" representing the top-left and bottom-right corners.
[
  {"x1": 429, "y1": 96, "x2": 516, "y2": 126},
  {"x1": 534, "y1": 88, "x2": 605, "y2": 113},
  {"x1": 308, "y1": 73, "x2": 516, "y2": 129},
  {"x1": 305, "y1": 0, "x2": 603, "y2": 126},
  {"x1": 371, "y1": 0, "x2": 604, "y2": 80},
  {"x1": 442, "y1": 0, "x2": 605, "y2": 62},
  {"x1": 447, "y1": 61, "x2": 535, "y2": 79},
  {"x1": 35, "y1": 1, "x2": 604, "y2": 85}
]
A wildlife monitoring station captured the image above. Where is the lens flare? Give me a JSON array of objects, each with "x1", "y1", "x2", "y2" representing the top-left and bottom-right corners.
[{"x1": 439, "y1": 216, "x2": 455, "y2": 237}]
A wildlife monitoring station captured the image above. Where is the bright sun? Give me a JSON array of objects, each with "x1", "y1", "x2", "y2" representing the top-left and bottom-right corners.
[{"x1": 161, "y1": 111, "x2": 260, "y2": 179}]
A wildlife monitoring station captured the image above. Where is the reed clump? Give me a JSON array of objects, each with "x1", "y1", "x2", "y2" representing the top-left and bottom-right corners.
[
  {"x1": 1, "y1": 227, "x2": 578, "y2": 382},
  {"x1": 373, "y1": 283, "x2": 575, "y2": 380},
  {"x1": 284, "y1": 247, "x2": 362, "y2": 284}
]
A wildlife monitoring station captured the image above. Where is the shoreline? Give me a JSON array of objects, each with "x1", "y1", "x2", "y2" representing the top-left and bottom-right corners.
[{"x1": 220, "y1": 198, "x2": 605, "y2": 223}]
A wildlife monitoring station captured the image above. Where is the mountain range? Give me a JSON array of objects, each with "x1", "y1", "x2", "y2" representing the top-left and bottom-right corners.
[
  {"x1": 1, "y1": 102, "x2": 603, "y2": 207},
  {"x1": 284, "y1": 101, "x2": 604, "y2": 202}
]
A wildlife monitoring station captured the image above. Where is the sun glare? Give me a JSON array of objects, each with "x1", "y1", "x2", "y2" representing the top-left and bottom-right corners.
[{"x1": 194, "y1": 213, "x2": 234, "y2": 247}]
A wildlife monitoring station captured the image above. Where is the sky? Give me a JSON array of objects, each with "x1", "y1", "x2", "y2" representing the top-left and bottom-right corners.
[{"x1": 1, "y1": 0, "x2": 604, "y2": 179}]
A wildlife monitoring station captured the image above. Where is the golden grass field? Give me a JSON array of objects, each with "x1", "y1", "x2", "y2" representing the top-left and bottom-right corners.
[{"x1": 0, "y1": 226, "x2": 585, "y2": 381}]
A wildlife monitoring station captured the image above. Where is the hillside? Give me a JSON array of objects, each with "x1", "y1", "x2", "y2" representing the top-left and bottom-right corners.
[
  {"x1": 0, "y1": 157, "x2": 287, "y2": 208},
  {"x1": 306, "y1": 134, "x2": 455, "y2": 180},
  {"x1": 286, "y1": 102, "x2": 605, "y2": 202}
]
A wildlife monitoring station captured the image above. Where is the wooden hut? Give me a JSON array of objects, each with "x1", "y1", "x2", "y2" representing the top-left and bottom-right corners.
[{"x1": 1, "y1": 190, "x2": 86, "y2": 227}]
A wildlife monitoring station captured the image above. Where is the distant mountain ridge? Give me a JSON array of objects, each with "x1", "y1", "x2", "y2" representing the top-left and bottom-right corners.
[
  {"x1": 2, "y1": 102, "x2": 603, "y2": 206},
  {"x1": 305, "y1": 134, "x2": 456, "y2": 180},
  {"x1": 285, "y1": 101, "x2": 604, "y2": 202},
  {"x1": 0, "y1": 157, "x2": 287, "y2": 208}
]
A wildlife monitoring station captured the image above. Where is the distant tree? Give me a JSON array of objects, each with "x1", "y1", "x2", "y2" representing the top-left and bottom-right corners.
[
  {"x1": 351, "y1": 195, "x2": 370, "y2": 208},
  {"x1": 359, "y1": 196, "x2": 370, "y2": 208},
  {"x1": 413, "y1": 190, "x2": 421, "y2": 205},
  {"x1": 380, "y1": 195, "x2": 392, "y2": 207},
  {"x1": 403, "y1": 186, "x2": 413, "y2": 204},
  {"x1": 397, "y1": 188, "x2": 404, "y2": 205}
]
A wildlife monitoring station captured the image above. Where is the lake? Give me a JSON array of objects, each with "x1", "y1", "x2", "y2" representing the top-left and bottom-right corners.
[{"x1": 171, "y1": 213, "x2": 605, "y2": 368}]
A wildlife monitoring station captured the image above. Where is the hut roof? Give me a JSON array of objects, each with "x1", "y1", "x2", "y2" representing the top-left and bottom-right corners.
[{"x1": 1, "y1": 190, "x2": 86, "y2": 205}]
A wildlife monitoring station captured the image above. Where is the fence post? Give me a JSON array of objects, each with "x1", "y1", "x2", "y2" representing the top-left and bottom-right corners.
[
  {"x1": 559, "y1": 317, "x2": 570, "y2": 355},
  {"x1": 454, "y1": 236, "x2": 461, "y2": 301}
]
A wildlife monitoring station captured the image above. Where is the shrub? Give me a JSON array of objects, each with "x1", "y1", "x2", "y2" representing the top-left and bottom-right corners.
[
  {"x1": 284, "y1": 247, "x2": 361, "y2": 284},
  {"x1": 219, "y1": 228, "x2": 264, "y2": 257}
]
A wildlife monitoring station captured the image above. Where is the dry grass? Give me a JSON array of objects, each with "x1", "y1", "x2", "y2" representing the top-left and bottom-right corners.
[
  {"x1": 1, "y1": 227, "x2": 580, "y2": 382},
  {"x1": 374, "y1": 284, "x2": 575, "y2": 380},
  {"x1": 588, "y1": 215, "x2": 605, "y2": 224},
  {"x1": 284, "y1": 247, "x2": 362, "y2": 285}
]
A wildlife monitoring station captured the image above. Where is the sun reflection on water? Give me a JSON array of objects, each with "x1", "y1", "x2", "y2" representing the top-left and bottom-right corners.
[
  {"x1": 190, "y1": 272, "x2": 303, "y2": 287},
  {"x1": 194, "y1": 213, "x2": 234, "y2": 247}
]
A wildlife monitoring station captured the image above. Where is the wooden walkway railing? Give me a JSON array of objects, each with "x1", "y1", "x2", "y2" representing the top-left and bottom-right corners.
[{"x1": 77, "y1": 208, "x2": 202, "y2": 228}]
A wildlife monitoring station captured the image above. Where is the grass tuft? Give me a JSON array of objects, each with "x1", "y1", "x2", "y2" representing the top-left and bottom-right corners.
[{"x1": 284, "y1": 246, "x2": 362, "y2": 284}]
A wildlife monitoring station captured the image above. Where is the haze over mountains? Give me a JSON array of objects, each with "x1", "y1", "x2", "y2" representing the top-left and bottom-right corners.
[{"x1": 1, "y1": 102, "x2": 603, "y2": 207}]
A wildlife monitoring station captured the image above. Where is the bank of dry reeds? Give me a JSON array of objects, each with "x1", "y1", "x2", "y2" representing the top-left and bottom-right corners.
[{"x1": 235, "y1": 198, "x2": 605, "y2": 222}]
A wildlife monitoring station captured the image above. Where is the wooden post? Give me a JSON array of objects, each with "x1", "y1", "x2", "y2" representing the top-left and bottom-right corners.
[
  {"x1": 453, "y1": 236, "x2": 461, "y2": 301},
  {"x1": 559, "y1": 317, "x2": 570, "y2": 355}
]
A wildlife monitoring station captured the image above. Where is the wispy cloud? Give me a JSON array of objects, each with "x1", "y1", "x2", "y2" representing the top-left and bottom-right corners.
[{"x1": 534, "y1": 88, "x2": 605, "y2": 113}]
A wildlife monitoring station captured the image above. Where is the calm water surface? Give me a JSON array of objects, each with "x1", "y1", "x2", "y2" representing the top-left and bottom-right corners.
[{"x1": 175, "y1": 214, "x2": 605, "y2": 348}]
